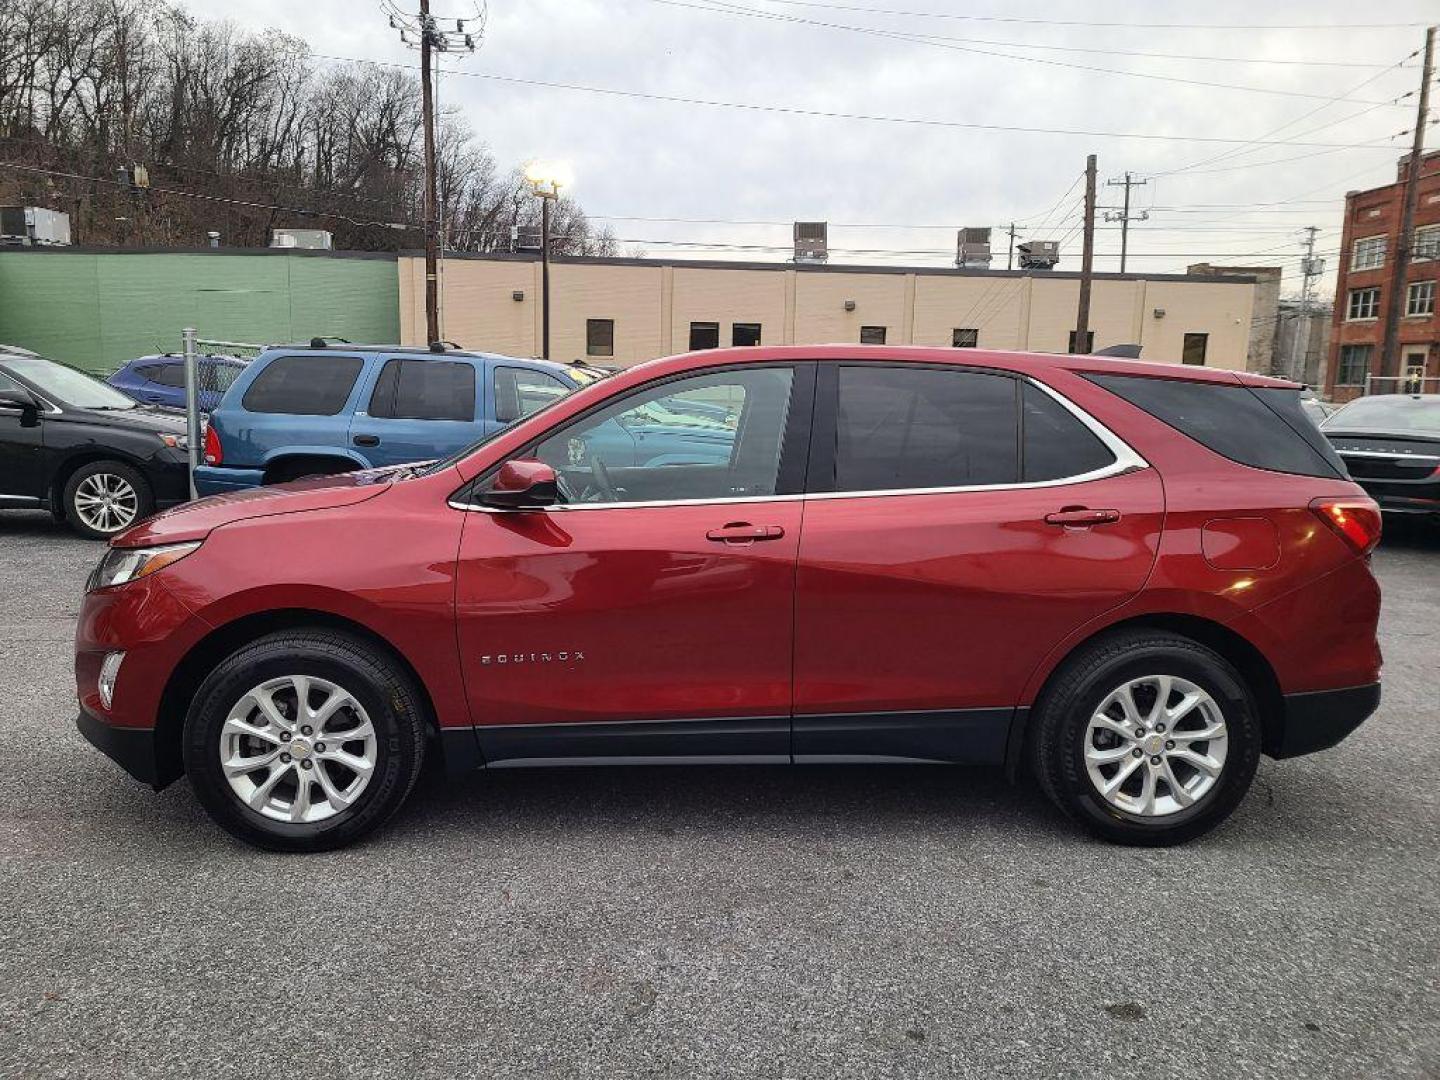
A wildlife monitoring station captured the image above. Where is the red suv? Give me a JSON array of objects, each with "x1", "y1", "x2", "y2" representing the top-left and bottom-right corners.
[{"x1": 74, "y1": 346, "x2": 1382, "y2": 850}]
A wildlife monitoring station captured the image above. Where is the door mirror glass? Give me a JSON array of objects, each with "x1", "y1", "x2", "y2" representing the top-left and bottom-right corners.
[{"x1": 482, "y1": 458, "x2": 559, "y2": 508}]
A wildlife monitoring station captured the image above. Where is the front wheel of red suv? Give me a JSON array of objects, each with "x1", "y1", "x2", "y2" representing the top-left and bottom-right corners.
[
  {"x1": 1030, "y1": 630, "x2": 1262, "y2": 846},
  {"x1": 182, "y1": 630, "x2": 427, "y2": 851}
]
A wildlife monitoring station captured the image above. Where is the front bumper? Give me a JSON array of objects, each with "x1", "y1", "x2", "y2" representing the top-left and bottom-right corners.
[
  {"x1": 193, "y1": 464, "x2": 265, "y2": 496},
  {"x1": 1274, "y1": 683, "x2": 1382, "y2": 759},
  {"x1": 76, "y1": 709, "x2": 164, "y2": 788}
]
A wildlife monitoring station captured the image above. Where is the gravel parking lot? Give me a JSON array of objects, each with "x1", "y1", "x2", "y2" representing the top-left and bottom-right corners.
[{"x1": 0, "y1": 510, "x2": 1436, "y2": 1080}]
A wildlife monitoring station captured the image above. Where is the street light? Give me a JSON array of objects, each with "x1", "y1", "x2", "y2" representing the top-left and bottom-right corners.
[{"x1": 524, "y1": 160, "x2": 572, "y2": 360}]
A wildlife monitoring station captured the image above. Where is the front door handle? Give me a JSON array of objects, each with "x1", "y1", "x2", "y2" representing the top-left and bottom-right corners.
[
  {"x1": 1044, "y1": 507, "x2": 1121, "y2": 527},
  {"x1": 706, "y1": 522, "x2": 786, "y2": 543},
  {"x1": 353, "y1": 434, "x2": 380, "y2": 447}
]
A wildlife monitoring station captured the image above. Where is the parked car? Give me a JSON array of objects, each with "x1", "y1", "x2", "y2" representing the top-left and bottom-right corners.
[
  {"x1": 1322, "y1": 393, "x2": 1440, "y2": 518},
  {"x1": 75, "y1": 345, "x2": 1382, "y2": 852},
  {"x1": 193, "y1": 344, "x2": 603, "y2": 493},
  {"x1": 107, "y1": 353, "x2": 247, "y2": 413},
  {"x1": 0, "y1": 346, "x2": 190, "y2": 539}
]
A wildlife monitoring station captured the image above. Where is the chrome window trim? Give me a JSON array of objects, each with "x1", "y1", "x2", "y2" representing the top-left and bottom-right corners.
[
  {"x1": 1336, "y1": 449, "x2": 1440, "y2": 464},
  {"x1": 450, "y1": 374, "x2": 1149, "y2": 514}
]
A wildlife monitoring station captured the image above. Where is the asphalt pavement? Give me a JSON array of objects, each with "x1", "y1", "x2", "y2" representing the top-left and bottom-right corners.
[{"x1": 0, "y1": 509, "x2": 1436, "y2": 1079}]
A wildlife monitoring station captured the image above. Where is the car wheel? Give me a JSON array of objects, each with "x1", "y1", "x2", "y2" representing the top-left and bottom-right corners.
[
  {"x1": 1030, "y1": 629, "x2": 1262, "y2": 846},
  {"x1": 63, "y1": 460, "x2": 154, "y2": 540},
  {"x1": 182, "y1": 631, "x2": 427, "y2": 852}
]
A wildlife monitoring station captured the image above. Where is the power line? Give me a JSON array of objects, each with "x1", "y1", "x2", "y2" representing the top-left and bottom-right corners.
[
  {"x1": 312, "y1": 53, "x2": 1412, "y2": 149},
  {"x1": 734, "y1": 0, "x2": 1429, "y2": 31},
  {"x1": 653, "y1": 0, "x2": 1416, "y2": 106}
]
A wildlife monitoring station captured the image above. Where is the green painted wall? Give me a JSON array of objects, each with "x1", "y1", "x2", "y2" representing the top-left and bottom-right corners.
[{"x1": 0, "y1": 250, "x2": 399, "y2": 373}]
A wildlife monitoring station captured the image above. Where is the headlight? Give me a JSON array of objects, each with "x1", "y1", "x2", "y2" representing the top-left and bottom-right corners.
[
  {"x1": 158, "y1": 433, "x2": 189, "y2": 450},
  {"x1": 87, "y1": 542, "x2": 201, "y2": 591}
]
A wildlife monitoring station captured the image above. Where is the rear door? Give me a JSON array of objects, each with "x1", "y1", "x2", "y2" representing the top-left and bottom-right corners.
[
  {"x1": 351, "y1": 355, "x2": 485, "y2": 467},
  {"x1": 792, "y1": 363, "x2": 1164, "y2": 764}
]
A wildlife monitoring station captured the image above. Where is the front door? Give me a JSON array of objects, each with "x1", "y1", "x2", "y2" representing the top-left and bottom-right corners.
[
  {"x1": 454, "y1": 363, "x2": 813, "y2": 763},
  {"x1": 0, "y1": 372, "x2": 44, "y2": 502},
  {"x1": 792, "y1": 363, "x2": 1163, "y2": 763}
]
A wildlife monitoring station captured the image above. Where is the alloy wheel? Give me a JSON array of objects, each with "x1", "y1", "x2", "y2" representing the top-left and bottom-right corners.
[
  {"x1": 219, "y1": 675, "x2": 378, "y2": 824},
  {"x1": 1083, "y1": 674, "x2": 1229, "y2": 818},
  {"x1": 72, "y1": 472, "x2": 139, "y2": 534}
]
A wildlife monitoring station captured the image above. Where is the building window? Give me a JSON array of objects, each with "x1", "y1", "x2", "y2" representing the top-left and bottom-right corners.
[
  {"x1": 1182, "y1": 333, "x2": 1208, "y2": 366},
  {"x1": 1408, "y1": 280, "x2": 1436, "y2": 317},
  {"x1": 1351, "y1": 235, "x2": 1386, "y2": 271},
  {"x1": 732, "y1": 322, "x2": 762, "y2": 347},
  {"x1": 1347, "y1": 287, "x2": 1381, "y2": 321},
  {"x1": 1336, "y1": 344, "x2": 1373, "y2": 386},
  {"x1": 952, "y1": 328, "x2": 979, "y2": 348},
  {"x1": 860, "y1": 325, "x2": 887, "y2": 345},
  {"x1": 1414, "y1": 225, "x2": 1440, "y2": 262},
  {"x1": 1067, "y1": 330, "x2": 1094, "y2": 354},
  {"x1": 689, "y1": 322, "x2": 720, "y2": 350},
  {"x1": 586, "y1": 318, "x2": 614, "y2": 358}
]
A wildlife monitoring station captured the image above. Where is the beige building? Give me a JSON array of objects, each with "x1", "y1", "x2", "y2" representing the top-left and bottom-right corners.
[{"x1": 400, "y1": 253, "x2": 1258, "y2": 370}]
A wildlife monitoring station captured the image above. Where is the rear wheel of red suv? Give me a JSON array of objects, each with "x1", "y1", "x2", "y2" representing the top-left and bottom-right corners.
[
  {"x1": 1030, "y1": 629, "x2": 1262, "y2": 846},
  {"x1": 182, "y1": 630, "x2": 426, "y2": 852}
]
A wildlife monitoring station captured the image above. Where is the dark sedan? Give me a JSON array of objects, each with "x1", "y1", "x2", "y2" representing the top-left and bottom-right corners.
[{"x1": 1322, "y1": 394, "x2": 1440, "y2": 519}]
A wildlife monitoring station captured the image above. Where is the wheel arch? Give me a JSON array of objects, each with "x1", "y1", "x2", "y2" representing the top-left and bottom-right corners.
[
  {"x1": 1006, "y1": 612, "x2": 1284, "y2": 778},
  {"x1": 152, "y1": 607, "x2": 443, "y2": 788},
  {"x1": 48, "y1": 449, "x2": 150, "y2": 511},
  {"x1": 260, "y1": 451, "x2": 366, "y2": 485}
]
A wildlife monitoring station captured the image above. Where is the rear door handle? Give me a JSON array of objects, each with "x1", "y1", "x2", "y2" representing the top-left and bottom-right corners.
[
  {"x1": 1045, "y1": 507, "x2": 1120, "y2": 527},
  {"x1": 353, "y1": 434, "x2": 380, "y2": 447},
  {"x1": 706, "y1": 522, "x2": 786, "y2": 543}
]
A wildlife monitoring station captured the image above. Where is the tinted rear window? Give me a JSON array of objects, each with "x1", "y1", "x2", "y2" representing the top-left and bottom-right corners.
[
  {"x1": 370, "y1": 359, "x2": 476, "y2": 422},
  {"x1": 242, "y1": 355, "x2": 362, "y2": 415},
  {"x1": 1086, "y1": 373, "x2": 1344, "y2": 479},
  {"x1": 1022, "y1": 383, "x2": 1115, "y2": 482}
]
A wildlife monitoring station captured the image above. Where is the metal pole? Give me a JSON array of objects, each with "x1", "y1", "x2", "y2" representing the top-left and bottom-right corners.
[
  {"x1": 1118, "y1": 173, "x2": 1131, "y2": 274},
  {"x1": 182, "y1": 327, "x2": 199, "y2": 499},
  {"x1": 1075, "y1": 153, "x2": 1097, "y2": 353},
  {"x1": 419, "y1": 0, "x2": 441, "y2": 346},
  {"x1": 1379, "y1": 24, "x2": 1435, "y2": 380},
  {"x1": 1007, "y1": 222, "x2": 1015, "y2": 270},
  {"x1": 541, "y1": 194, "x2": 552, "y2": 360}
]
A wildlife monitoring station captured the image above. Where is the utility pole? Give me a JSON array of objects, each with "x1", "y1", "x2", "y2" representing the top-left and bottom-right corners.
[
  {"x1": 1075, "y1": 153, "x2": 1097, "y2": 354},
  {"x1": 1380, "y1": 24, "x2": 1435, "y2": 380},
  {"x1": 1104, "y1": 171, "x2": 1149, "y2": 274},
  {"x1": 1295, "y1": 225, "x2": 1325, "y2": 383},
  {"x1": 1006, "y1": 222, "x2": 1016, "y2": 270},
  {"x1": 386, "y1": 1, "x2": 484, "y2": 345}
]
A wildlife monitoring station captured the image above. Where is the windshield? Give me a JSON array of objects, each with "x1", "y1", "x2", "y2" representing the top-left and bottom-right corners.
[
  {"x1": 4, "y1": 355, "x2": 136, "y2": 410},
  {"x1": 1324, "y1": 395, "x2": 1440, "y2": 434}
]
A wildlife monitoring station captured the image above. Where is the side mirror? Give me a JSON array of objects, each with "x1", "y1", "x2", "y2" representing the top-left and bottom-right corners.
[
  {"x1": 0, "y1": 387, "x2": 39, "y2": 426},
  {"x1": 482, "y1": 458, "x2": 558, "y2": 509}
]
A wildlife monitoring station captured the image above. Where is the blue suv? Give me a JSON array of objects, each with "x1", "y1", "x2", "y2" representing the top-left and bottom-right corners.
[
  {"x1": 194, "y1": 345, "x2": 602, "y2": 494},
  {"x1": 107, "y1": 353, "x2": 247, "y2": 413}
]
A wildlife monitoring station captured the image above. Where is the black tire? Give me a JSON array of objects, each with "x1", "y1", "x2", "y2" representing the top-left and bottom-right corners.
[
  {"x1": 182, "y1": 630, "x2": 427, "y2": 852},
  {"x1": 62, "y1": 459, "x2": 154, "y2": 540},
  {"x1": 1029, "y1": 629, "x2": 1262, "y2": 846}
]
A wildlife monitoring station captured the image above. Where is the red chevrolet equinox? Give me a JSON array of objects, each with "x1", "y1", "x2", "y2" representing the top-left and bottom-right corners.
[{"x1": 74, "y1": 346, "x2": 1382, "y2": 850}]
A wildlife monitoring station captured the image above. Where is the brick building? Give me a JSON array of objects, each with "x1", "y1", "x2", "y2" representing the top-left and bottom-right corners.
[{"x1": 1326, "y1": 150, "x2": 1440, "y2": 402}]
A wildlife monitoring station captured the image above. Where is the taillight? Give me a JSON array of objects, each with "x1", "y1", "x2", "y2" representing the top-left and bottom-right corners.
[
  {"x1": 1311, "y1": 497, "x2": 1382, "y2": 555},
  {"x1": 203, "y1": 423, "x2": 223, "y2": 466}
]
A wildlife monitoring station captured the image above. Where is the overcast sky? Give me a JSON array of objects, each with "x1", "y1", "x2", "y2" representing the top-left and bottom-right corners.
[{"x1": 177, "y1": 0, "x2": 1436, "y2": 299}]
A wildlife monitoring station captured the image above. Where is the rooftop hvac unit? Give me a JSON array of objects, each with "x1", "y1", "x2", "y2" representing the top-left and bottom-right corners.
[
  {"x1": 793, "y1": 221, "x2": 828, "y2": 263},
  {"x1": 513, "y1": 224, "x2": 543, "y2": 253},
  {"x1": 1017, "y1": 239, "x2": 1059, "y2": 270},
  {"x1": 0, "y1": 206, "x2": 71, "y2": 247},
  {"x1": 270, "y1": 228, "x2": 333, "y2": 250},
  {"x1": 955, "y1": 226, "x2": 992, "y2": 269}
]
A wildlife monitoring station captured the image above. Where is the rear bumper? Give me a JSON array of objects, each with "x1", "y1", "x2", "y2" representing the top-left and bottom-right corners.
[
  {"x1": 76, "y1": 708, "x2": 163, "y2": 788},
  {"x1": 193, "y1": 465, "x2": 264, "y2": 495},
  {"x1": 1274, "y1": 683, "x2": 1381, "y2": 759}
]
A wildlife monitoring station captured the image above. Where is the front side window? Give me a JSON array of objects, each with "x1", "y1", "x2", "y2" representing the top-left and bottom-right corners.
[
  {"x1": 369, "y1": 359, "x2": 476, "y2": 422},
  {"x1": 1182, "y1": 333, "x2": 1208, "y2": 366},
  {"x1": 586, "y1": 319, "x2": 614, "y2": 358},
  {"x1": 952, "y1": 328, "x2": 979, "y2": 348},
  {"x1": 860, "y1": 325, "x2": 887, "y2": 345},
  {"x1": 1352, "y1": 235, "x2": 1386, "y2": 271},
  {"x1": 1407, "y1": 280, "x2": 1435, "y2": 317},
  {"x1": 529, "y1": 367, "x2": 794, "y2": 504},
  {"x1": 1336, "y1": 344, "x2": 1373, "y2": 386},
  {"x1": 689, "y1": 322, "x2": 720, "y2": 350},
  {"x1": 1347, "y1": 287, "x2": 1381, "y2": 321},
  {"x1": 243, "y1": 354, "x2": 363, "y2": 416},
  {"x1": 834, "y1": 366, "x2": 1018, "y2": 492},
  {"x1": 495, "y1": 366, "x2": 570, "y2": 423}
]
